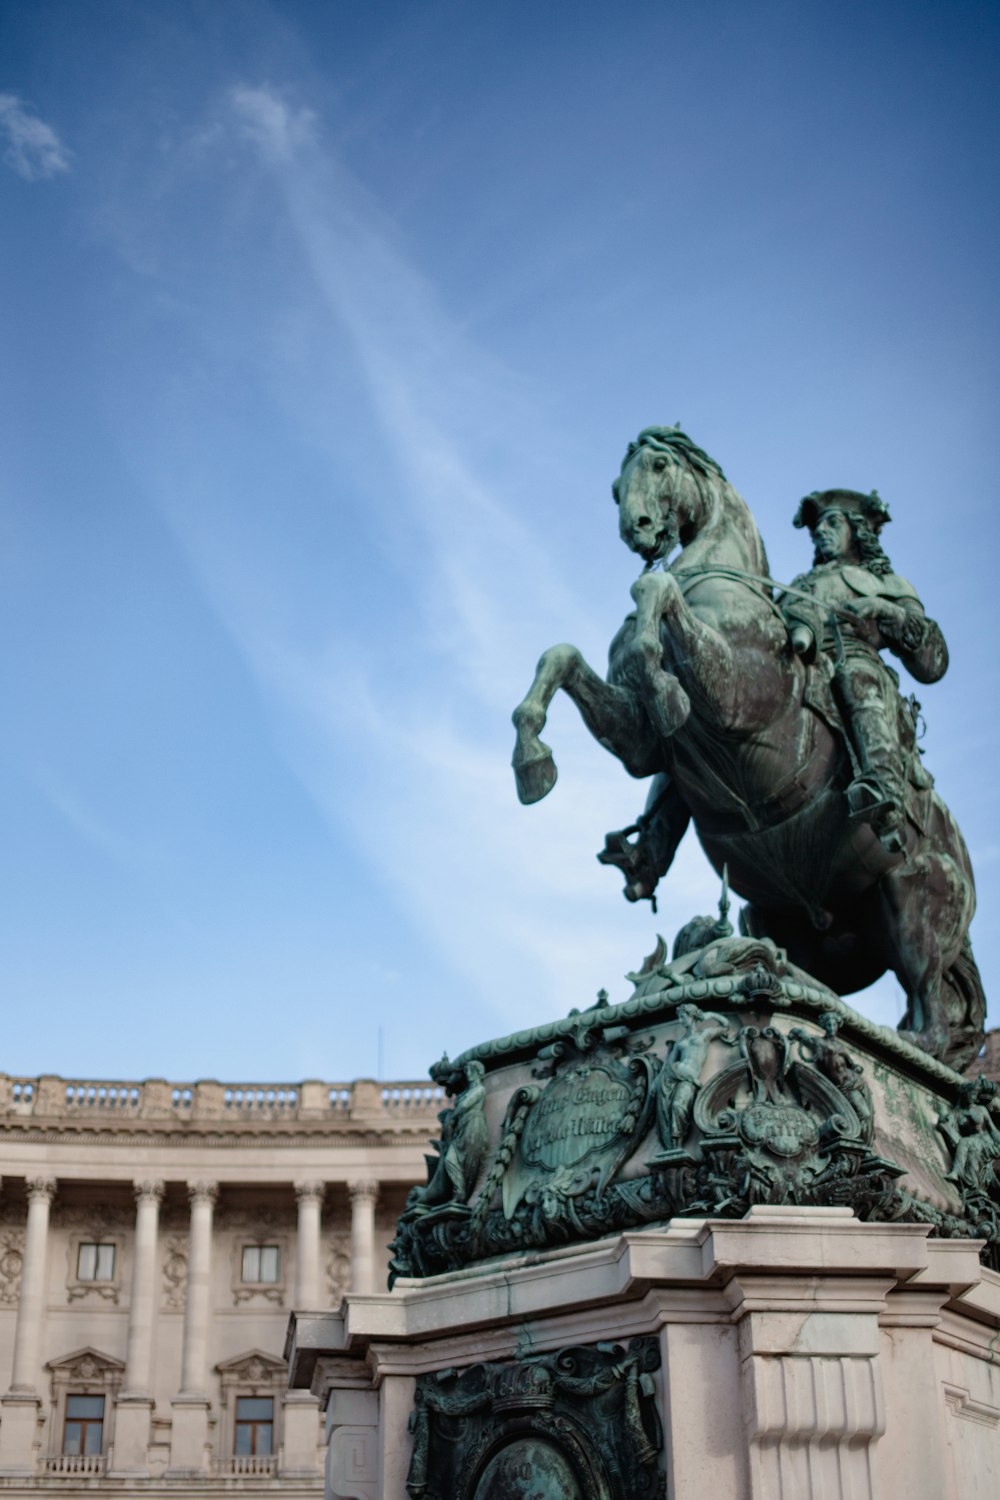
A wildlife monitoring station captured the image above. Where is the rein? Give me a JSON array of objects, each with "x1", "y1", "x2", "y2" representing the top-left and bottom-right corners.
[
  {"x1": 673, "y1": 563, "x2": 869, "y2": 628},
  {"x1": 675, "y1": 562, "x2": 815, "y2": 604}
]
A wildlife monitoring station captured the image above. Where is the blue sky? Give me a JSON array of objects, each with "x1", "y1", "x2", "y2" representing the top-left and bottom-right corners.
[{"x1": 1, "y1": 0, "x2": 997, "y2": 1084}]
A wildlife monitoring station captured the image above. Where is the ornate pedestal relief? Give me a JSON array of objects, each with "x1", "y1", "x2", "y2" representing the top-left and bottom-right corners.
[{"x1": 405, "y1": 1338, "x2": 662, "y2": 1500}]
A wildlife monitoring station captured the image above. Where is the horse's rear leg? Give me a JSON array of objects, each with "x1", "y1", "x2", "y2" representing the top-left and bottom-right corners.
[
  {"x1": 880, "y1": 850, "x2": 972, "y2": 1062},
  {"x1": 512, "y1": 645, "x2": 658, "y2": 805}
]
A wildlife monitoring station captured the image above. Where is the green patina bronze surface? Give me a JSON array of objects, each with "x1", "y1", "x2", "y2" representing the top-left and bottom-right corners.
[
  {"x1": 511, "y1": 426, "x2": 983, "y2": 1068},
  {"x1": 405, "y1": 1337, "x2": 662, "y2": 1500},
  {"x1": 394, "y1": 426, "x2": 995, "y2": 1485},
  {"x1": 390, "y1": 922, "x2": 1000, "y2": 1284}
]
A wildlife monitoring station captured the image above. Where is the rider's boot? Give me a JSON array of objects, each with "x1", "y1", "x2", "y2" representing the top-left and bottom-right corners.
[{"x1": 844, "y1": 705, "x2": 908, "y2": 855}]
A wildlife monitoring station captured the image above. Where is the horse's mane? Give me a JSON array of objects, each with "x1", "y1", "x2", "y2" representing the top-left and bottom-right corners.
[
  {"x1": 613, "y1": 425, "x2": 769, "y2": 577},
  {"x1": 614, "y1": 426, "x2": 727, "y2": 496}
]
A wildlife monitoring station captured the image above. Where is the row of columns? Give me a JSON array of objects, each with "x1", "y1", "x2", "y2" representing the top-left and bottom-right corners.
[{"x1": 0, "y1": 1175, "x2": 381, "y2": 1475}]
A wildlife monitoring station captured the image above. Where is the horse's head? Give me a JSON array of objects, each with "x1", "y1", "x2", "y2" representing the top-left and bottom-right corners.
[{"x1": 613, "y1": 426, "x2": 727, "y2": 564}]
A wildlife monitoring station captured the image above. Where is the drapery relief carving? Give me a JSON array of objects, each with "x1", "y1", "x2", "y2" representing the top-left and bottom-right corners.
[
  {"x1": 325, "y1": 1232, "x2": 351, "y2": 1304},
  {"x1": 0, "y1": 1229, "x2": 23, "y2": 1304},
  {"x1": 162, "y1": 1235, "x2": 188, "y2": 1310}
]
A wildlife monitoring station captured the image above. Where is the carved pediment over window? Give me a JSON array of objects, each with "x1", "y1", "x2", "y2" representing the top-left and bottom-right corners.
[
  {"x1": 46, "y1": 1347, "x2": 125, "y2": 1400},
  {"x1": 215, "y1": 1350, "x2": 290, "y2": 1461},
  {"x1": 215, "y1": 1348, "x2": 287, "y2": 1392}
]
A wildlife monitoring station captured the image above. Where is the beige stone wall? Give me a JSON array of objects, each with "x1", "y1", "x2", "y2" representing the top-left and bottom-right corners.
[{"x1": 0, "y1": 1074, "x2": 436, "y2": 1495}]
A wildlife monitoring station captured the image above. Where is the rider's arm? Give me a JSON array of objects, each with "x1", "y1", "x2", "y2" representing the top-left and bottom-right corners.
[
  {"x1": 840, "y1": 574, "x2": 949, "y2": 684},
  {"x1": 876, "y1": 598, "x2": 949, "y2": 684},
  {"x1": 779, "y1": 576, "x2": 824, "y2": 661}
]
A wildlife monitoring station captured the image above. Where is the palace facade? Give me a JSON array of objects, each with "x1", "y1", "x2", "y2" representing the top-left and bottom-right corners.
[
  {"x1": 0, "y1": 1073, "x2": 439, "y2": 1496},
  {"x1": 0, "y1": 1034, "x2": 996, "y2": 1498}
]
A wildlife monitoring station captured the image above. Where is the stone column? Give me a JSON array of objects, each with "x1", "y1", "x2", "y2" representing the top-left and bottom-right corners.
[
  {"x1": 111, "y1": 1181, "x2": 165, "y2": 1476},
  {"x1": 168, "y1": 1181, "x2": 216, "y2": 1476},
  {"x1": 0, "y1": 1178, "x2": 55, "y2": 1474},
  {"x1": 348, "y1": 1180, "x2": 379, "y2": 1295},
  {"x1": 294, "y1": 1181, "x2": 324, "y2": 1308},
  {"x1": 9, "y1": 1179, "x2": 55, "y2": 1393},
  {"x1": 124, "y1": 1180, "x2": 164, "y2": 1394},
  {"x1": 179, "y1": 1181, "x2": 216, "y2": 1397}
]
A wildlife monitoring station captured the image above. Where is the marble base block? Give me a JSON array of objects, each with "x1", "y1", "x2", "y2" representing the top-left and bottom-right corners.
[{"x1": 288, "y1": 1208, "x2": 1000, "y2": 1500}]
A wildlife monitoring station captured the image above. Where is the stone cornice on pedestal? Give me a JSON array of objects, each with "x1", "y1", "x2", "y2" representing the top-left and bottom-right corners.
[
  {"x1": 451, "y1": 981, "x2": 965, "y2": 1097},
  {"x1": 288, "y1": 1210, "x2": 997, "y2": 1393}
]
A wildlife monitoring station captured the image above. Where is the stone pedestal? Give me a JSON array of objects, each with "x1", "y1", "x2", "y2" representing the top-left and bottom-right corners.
[
  {"x1": 287, "y1": 935, "x2": 1000, "y2": 1498},
  {"x1": 108, "y1": 1394, "x2": 154, "y2": 1476},
  {"x1": 281, "y1": 1389, "x2": 323, "y2": 1477},
  {"x1": 0, "y1": 1392, "x2": 41, "y2": 1474},
  {"x1": 167, "y1": 1393, "x2": 211, "y2": 1476},
  {"x1": 288, "y1": 1208, "x2": 1000, "y2": 1500}
]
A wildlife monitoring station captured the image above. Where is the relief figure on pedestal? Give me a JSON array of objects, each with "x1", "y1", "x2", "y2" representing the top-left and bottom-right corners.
[
  {"x1": 939, "y1": 1077, "x2": 1000, "y2": 1196},
  {"x1": 652, "y1": 1004, "x2": 733, "y2": 1158},
  {"x1": 405, "y1": 1059, "x2": 488, "y2": 1214},
  {"x1": 790, "y1": 1012, "x2": 874, "y2": 1145}
]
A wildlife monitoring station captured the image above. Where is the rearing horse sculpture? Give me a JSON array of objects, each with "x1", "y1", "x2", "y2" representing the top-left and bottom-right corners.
[{"x1": 512, "y1": 427, "x2": 984, "y2": 1070}]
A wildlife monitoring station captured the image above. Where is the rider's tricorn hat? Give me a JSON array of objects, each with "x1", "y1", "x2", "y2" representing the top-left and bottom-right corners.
[{"x1": 794, "y1": 488, "x2": 891, "y2": 533}]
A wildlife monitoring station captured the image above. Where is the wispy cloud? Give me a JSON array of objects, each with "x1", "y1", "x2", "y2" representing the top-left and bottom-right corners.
[
  {"x1": 230, "y1": 85, "x2": 317, "y2": 161},
  {"x1": 120, "y1": 82, "x2": 726, "y2": 1038},
  {"x1": 32, "y1": 769, "x2": 154, "y2": 871},
  {"x1": 0, "y1": 95, "x2": 71, "y2": 180},
  {"x1": 223, "y1": 83, "x2": 590, "y2": 701}
]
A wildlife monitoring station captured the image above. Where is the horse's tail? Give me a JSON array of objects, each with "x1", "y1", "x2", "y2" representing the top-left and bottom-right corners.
[{"x1": 941, "y1": 936, "x2": 987, "y2": 1074}]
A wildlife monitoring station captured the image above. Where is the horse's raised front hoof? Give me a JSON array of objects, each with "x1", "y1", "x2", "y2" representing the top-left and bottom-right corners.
[{"x1": 512, "y1": 744, "x2": 558, "y2": 804}]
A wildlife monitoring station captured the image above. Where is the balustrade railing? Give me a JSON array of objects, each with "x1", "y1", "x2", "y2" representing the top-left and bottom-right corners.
[
  {"x1": 0, "y1": 1073, "x2": 444, "y2": 1125},
  {"x1": 43, "y1": 1454, "x2": 106, "y2": 1475},
  {"x1": 215, "y1": 1454, "x2": 277, "y2": 1476},
  {"x1": 63, "y1": 1082, "x2": 142, "y2": 1111},
  {"x1": 381, "y1": 1084, "x2": 445, "y2": 1112}
]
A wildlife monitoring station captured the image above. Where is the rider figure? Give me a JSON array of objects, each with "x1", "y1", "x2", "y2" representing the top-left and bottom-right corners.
[{"x1": 782, "y1": 488, "x2": 948, "y2": 855}]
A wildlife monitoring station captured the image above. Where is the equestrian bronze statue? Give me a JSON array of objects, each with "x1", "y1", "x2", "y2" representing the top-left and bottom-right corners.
[{"x1": 511, "y1": 426, "x2": 983, "y2": 1069}]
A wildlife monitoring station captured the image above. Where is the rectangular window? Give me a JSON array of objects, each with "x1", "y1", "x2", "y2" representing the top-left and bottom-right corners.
[
  {"x1": 77, "y1": 1243, "x2": 116, "y2": 1281},
  {"x1": 241, "y1": 1245, "x2": 279, "y2": 1283},
  {"x1": 234, "y1": 1396, "x2": 273, "y2": 1456},
  {"x1": 63, "y1": 1395, "x2": 105, "y2": 1456}
]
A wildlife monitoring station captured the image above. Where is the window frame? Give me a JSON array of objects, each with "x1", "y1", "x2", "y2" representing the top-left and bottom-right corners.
[
  {"x1": 62, "y1": 1393, "x2": 106, "y2": 1457},
  {"x1": 76, "y1": 1242, "x2": 116, "y2": 1283},
  {"x1": 45, "y1": 1349, "x2": 124, "y2": 1465},
  {"x1": 215, "y1": 1351, "x2": 289, "y2": 1467},
  {"x1": 234, "y1": 1395, "x2": 275, "y2": 1457},
  {"x1": 241, "y1": 1244, "x2": 280, "y2": 1285},
  {"x1": 65, "y1": 1230, "x2": 124, "y2": 1304},
  {"x1": 230, "y1": 1233, "x2": 288, "y2": 1306}
]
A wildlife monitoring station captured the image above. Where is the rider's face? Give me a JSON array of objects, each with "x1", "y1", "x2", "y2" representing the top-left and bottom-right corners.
[{"x1": 812, "y1": 509, "x2": 855, "y2": 564}]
